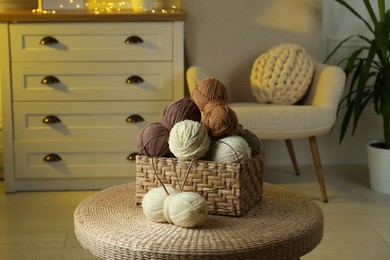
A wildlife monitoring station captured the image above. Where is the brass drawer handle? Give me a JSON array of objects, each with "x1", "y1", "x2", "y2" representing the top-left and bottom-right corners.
[
  {"x1": 41, "y1": 76, "x2": 60, "y2": 85},
  {"x1": 42, "y1": 115, "x2": 61, "y2": 124},
  {"x1": 127, "y1": 152, "x2": 138, "y2": 161},
  {"x1": 126, "y1": 114, "x2": 144, "y2": 123},
  {"x1": 43, "y1": 153, "x2": 62, "y2": 162},
  {"x1": 125, "y1": 35, "x2": 144, "y2": 44},
  {"x1": 39, "y1": 36, "x2": 59, "y2": 45},
  {"x1": 126, "y1": 75, "x2": 144, "y2": 84}
]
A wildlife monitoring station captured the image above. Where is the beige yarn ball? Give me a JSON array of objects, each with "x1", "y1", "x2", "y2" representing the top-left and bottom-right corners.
[
  {"x1": 251, "y1": 43, "x2": 314, "y2": 104},
  {"x1": 142, "y1": 186, "x2": 178, "y2": 223},
  {"x1": 168, "y1": 120, "x2": 210, "y2": 160},
  {"x1": 163, "y1": 192, "x2": 208, "y2": 228},
  {"x1": 208, "y1": 135, "x2": 251, "y2": 163}
]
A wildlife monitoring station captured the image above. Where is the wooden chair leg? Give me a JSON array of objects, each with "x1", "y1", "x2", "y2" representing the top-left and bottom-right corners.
[
  {"x1": 285, "y1": 139, "x2": 300, "y2": 176},
  {"x1": 308, "y1": 136, "x2": 328, "y2": 203}
]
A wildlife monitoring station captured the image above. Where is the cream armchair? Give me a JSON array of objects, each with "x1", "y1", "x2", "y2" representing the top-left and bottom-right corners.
[{"x1": 187, "y1": 63, "x2": 346, "y2": 203}]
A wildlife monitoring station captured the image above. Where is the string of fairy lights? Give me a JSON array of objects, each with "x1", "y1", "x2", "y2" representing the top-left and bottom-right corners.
[{"x1": 33, "y1": 0, "x2": 180, "y2": 14}]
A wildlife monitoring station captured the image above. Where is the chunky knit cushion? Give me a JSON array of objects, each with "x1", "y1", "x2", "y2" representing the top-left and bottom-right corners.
[{"x1": 251, "y1": 44, "x2": 314, "y2": 105}]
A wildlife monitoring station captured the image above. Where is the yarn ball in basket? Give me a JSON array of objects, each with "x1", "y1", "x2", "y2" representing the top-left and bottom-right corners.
[
  {"x1": 236, "y1": 124, "x2": 262, "y2": 157},
  {"x1": 161, "y1": 97, "x2": 202, "y2": 130},
  {"x1": 137, "y1": 122, "x2": 170, "y2": 157},
  {"x1": 208, "y1": 135, "x2": 251, "y2": 163},
  {"x1": 192, "y1": 77, "x2": 228, "y2": 110},
  {"x1": 163, "y1": 192, "x2": 208, "y2": 228},
  {"x1": 168, "y1": 120, "x2": 210, "y2": 160},
  {"x1": 142, "y1": 186, "x2": 178, "y2": 223},
  {"x1": 203, "y1": 100, "x2": 238, "y2": 138},
  {"x1": 251, "y1": 43, "x2": 314, "y2": 104}
]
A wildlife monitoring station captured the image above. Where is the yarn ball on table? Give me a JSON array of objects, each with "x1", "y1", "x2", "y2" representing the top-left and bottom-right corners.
[
  {"x1": 202, "y1": 100, "x2": 238, "y2": 138},
  {"x1": 251, "y1": 43, "x2": 314, "y2": 104},
  {"x1": 161, "y1": 97, "x2": 202, "y2": 130},
  {"x1": 208, "y1": 135, "x2": 251, "y2": 163},
  {"x1": 168, "y1": 120, "x2": 210, "y2": 160},
  {"x1": 142, "y1": 186, "x2": 178, "y2": 223},
  {"x1": 163, "y1": 192, "x2": 208, "y2": 228},
  {"x1": 137, "y1": 122, "x2": 170, "y2": 157},
  {"x1": 192, "y1": 77, "x2": 228, "y2": 110}
]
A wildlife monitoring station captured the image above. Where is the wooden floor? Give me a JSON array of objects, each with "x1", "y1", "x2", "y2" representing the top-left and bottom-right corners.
[{"x1": 0, "y1": 165, "x2": 390, "y2": 260}]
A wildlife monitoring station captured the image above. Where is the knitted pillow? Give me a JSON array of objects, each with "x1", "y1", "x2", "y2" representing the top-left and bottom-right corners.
[{"x1": 250, "y1": 43, "x2": 314, "y2": 105}]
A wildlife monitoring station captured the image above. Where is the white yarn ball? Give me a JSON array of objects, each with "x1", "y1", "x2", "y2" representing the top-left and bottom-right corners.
[
  {"x1": 208, "y1": 135, "x2": 251, "y2": 163},
  {"x1": 142, "y1": 186, "x2": 178, "y2": 223},
  {"x1": 251, "y1": 43, "x2": 314, "y2": 104},
  {"x1": 169, "y1": 120, "x2": 211, "y2": 160},
  {"x1": 163, "y1": 192, "x2": 208, "y2": 228}
]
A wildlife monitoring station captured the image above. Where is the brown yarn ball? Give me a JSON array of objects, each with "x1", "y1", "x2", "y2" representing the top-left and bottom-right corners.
[
  {"x1": 137, "y1": 122, "x2": 170, "y2": 157},
  {"x1": 161, "y1": 97, "x2": 201, "y2": 130},
  {"x1": 202, "y1": 100, "x2": 238, "y2": 137},
  {"x1": 192, "y1": 78, "x2": 228, "y2": 110}
]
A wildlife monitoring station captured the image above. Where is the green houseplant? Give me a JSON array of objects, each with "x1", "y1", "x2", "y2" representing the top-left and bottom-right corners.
[{"x1": 325, "y1": 0, "x2": 390, "y2": 193}]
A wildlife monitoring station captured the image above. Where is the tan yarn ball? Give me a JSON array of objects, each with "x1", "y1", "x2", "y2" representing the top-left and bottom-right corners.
[
  {"x1": 251, "y1": 43, "x2": 314, "y2": 104},
  {"x1": 203, "y1": 100, "x2": 238, "y2": 138},
  {"x1": 192, "y1": 77, "x2": 228, "y2": 110},
  {"x1": 142, "y1": 186, "x2": 178, "y2": 223},
  {"x1": 163, "y1": 192, "x2": 208, "y2": 228}
]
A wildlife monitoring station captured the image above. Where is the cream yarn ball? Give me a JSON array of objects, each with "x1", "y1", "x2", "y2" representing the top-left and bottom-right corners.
[
  {"x1": 168, "y1": 120, "x2": 211, "y2": 160},
  {"x1": 251, "y1": 43, "x2": 314, "y2": 104},
  {"x1": 208, "y1": 135, "x2": 251, "y2": 163},
  {"x1": 142, "y1": 186, "x2": 178, "y2": 223},
  {"x1": 163, "y1": 192, "x2": 208, "y2": 228}
]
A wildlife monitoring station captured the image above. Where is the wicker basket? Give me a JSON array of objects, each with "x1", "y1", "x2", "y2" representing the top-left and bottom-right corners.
[{"x1": 135, "y1": 153, "x2": 264, "y2": 216}]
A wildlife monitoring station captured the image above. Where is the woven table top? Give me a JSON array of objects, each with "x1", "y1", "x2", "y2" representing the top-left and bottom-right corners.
[{"x1": 74, "y1": 183, "x2": 323, "y2": 260}]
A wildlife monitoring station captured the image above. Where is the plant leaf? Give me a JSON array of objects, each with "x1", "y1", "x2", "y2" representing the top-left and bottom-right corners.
[
  {"x1": 363, "y1": 0, "x2": 378, "y2": 25},
  {"x1": 352, "y1": 43, "x2": 376, "y2": 133},
  {"x1": 336, "y1": 0, "x2": 374, "y2": 33}
]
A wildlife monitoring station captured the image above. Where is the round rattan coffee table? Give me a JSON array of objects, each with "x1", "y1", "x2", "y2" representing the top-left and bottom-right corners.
[{"x1": 74, "y1": 183, "x2": 323, "y2": 260}]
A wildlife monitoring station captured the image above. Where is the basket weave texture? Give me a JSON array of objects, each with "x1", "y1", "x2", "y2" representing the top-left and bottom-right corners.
[{"x1": 135, "y1": 153, "x2": 264, "y2": 216}]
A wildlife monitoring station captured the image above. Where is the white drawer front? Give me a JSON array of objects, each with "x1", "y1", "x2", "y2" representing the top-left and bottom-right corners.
[
  {"x1": 12, "y1": 62, "x2": 173, "y2": 101},
  {"x1": 10, "y1": 22, "x2": 172, "y2": 61},
  {"x1": 13, "y1": 101, "x2": 167, "y2": 140},
  {"x1": 14, "y1": 141, "x2": 136, "y2": 179}
]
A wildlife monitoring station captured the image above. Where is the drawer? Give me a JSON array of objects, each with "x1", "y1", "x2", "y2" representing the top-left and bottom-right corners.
[
  {"x1": 14, "y1": 141, "x2": 136, "y2": 179},
  {"x1": 12, "y1": 62, "x2": 173, "y2": 101},
  {"x1": 10, "y1": 22, "x2": 173, "y2": 62},
  {"x1": 13, "y1": 101, "x2": 168, "y2": 140}
]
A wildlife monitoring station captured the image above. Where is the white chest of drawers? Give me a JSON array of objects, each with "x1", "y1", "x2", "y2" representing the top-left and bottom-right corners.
[{"x1": 0, "y1": 11, "x2": 185, "y2": 192}]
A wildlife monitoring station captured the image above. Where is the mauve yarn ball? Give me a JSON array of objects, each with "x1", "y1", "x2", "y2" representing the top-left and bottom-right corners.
[
  {"x1": 192, "y1": 78, "x2": 228, "y2": 110},
  {"x1": 161, "y1": 97, "x2": 201, "y2": 130},
  {"x1": 137, "y1": 122, "x2": 170, "y2": 157},
  {"x1": 236, "y1": 124, "x2": 262, "y2": 157},
  {"x1": 202, "y1": 100, "x2": 238, "y2": 138}
]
